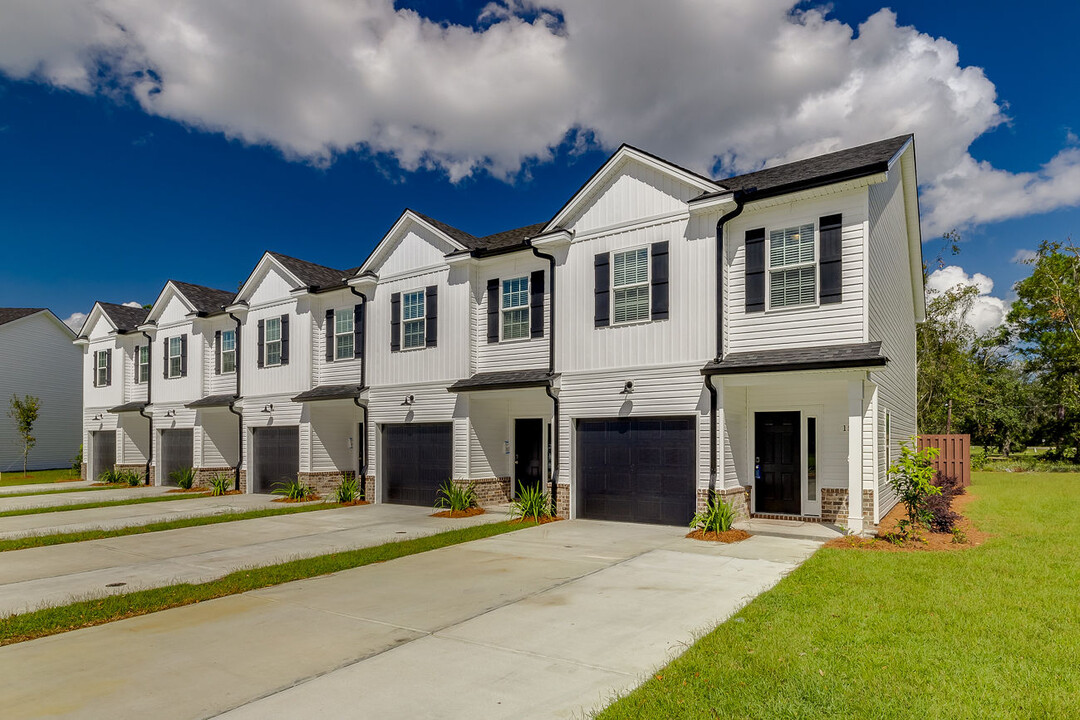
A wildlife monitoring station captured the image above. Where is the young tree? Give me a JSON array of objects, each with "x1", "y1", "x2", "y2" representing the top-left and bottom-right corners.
[{"x1": 8, "y1": 394, "x2": 41, "y2": 476}]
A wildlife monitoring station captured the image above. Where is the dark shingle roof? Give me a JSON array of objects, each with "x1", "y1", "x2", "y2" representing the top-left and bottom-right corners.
[
  {"x1": 268, "y1": 251, "x2": 350, "y2": 292},
  {"x1": 701, "y1": 342, "x2": 887, "y2": 376},
  {"x1": 449, "y1": 369, "x2": 558, "y2": 392},
  {"x1": 702, "y1": 135, "x2": 912, "y2": 201},
  {"x1": 0, "y1": 308, "x2": 45, "y2": 327},
  {"x1": 98, "y1": 302, "x2": 149, "y2": 333},
  {"x1": 291, "y1": 384, "x2": 365, "y2": 403},
  {"x1": 185, "y1": 394, "x2": 237, "y2": 409},
  {"x1": 170, "y1": 281, "x2": 235, "y2": 316},
  {"x1": 108, "y1": 401, "x2": 148, "y2": 413},
  {"x1": 412, "y1": 211, "x2": 546, "y2": 257},
  {"x1": 410, "y1": 211, "x2": 480, "y2": 248}
]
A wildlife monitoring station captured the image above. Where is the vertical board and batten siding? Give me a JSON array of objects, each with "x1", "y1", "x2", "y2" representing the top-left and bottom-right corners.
[
  {"x1": 474, "y1": 254, "x2": 550, "y2": 374},
  {"x1": 366, "y1": 382, "x2": 467, "y2": 480},
  {"x1": 204, "y1": 316, "x2": 239, "y2": 397},
  {"x1": 0, "y1": 313, "x2": 82, "y2": 471},
  {"x1": 153, "y1": 323, "x2": 203, "y2": 407},
  {"x1": 312, "y1": 291, "x2": 364, "y2": 387},
  {"x1": 125, "y1": 344, "x2": 149, "y2": 404},
  {"x1": 467, "y1": 391, "x2": 553, "y2": 479},
  {"x1": 867, "y1": 165, "x2": 918, "y2": 519},
  {"x1": 241, "y1": 300, "x2": 310, "y2": 399},
  {"x1": 374, "y1": 224, "x2": 458, "y2": 278},
  {"x1": 725, "y1": 188, "x2": 867, "y2": 353}
]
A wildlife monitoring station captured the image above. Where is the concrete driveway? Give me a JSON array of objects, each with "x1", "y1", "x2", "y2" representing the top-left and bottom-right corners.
[
  {"x1": 0, "y1": 484, "x2": 172, "y2": 511},
  {"x1": 0, "y1": 519, "x2": 821, "y2": 719}
]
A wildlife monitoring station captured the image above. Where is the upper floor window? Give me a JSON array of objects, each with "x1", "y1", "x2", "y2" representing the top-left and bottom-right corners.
[
  {"x1": 221, "y1": 330, "x2": 236, "y2": 373},
  {"x1": 403, "y1": 290, "x2": 426, "y2": 350},
  {"x1": 613, "y1": 248, "x2": 650, "y2": 324},
  {"x1": 334, "y1": 309, "x2": 354, "y2": 360},
  {"x1": 502, "y1": 277, "x2": 529, "y2": 340},
  {"x1": 167, "y1": 337, "x2": 183, "y2": 378},
  {"x1": 768, "y1": 223, "x2": 816, "y2": 309},
  {"x1": 137, "y1": 345, "x2": 149, "y2": 383},
  {"x1": 95, "y1": 350, "x2": 109, "y2": 387},
  {"x1": 265, "y1": 317, "x2": 282, "y2": 366}
]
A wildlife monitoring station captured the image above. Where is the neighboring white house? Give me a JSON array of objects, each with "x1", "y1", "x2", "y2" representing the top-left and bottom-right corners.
[
  {"x1": 0, "y1": 308, "x2": 81, "y2": 472},
  {"x1": 76, "y1": 134, "x2": 922, "y2": 532}
]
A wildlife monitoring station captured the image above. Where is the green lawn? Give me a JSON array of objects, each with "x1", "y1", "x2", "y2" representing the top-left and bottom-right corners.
[
  {"x1": 0, "y1": 468, "x2": 81, "y2": 487},
  {"x1": 599, "y1": 472, "x2": 1080, "y2": 719},
  {"x1": 0, "y1": 492, "x2": 212, "y2": 518}
]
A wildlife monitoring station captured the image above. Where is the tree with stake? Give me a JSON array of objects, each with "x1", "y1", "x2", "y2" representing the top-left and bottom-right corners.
[{"x1": 8, "y1": 394, "x2": 41, "y2": 476}]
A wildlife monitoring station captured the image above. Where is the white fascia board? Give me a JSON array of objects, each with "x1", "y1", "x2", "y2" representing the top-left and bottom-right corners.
[
  {"x1": 688, "y1": 193, "x2": 737, "y2": 214},
  {"x1": 358, "y1": 210, "x2": 470, "y2": 276},
  {"x1": 78, "y1": 303, "x2": 114, "y2": 338},
  {"x1": 529, "y1": 229, "x2": 573, "y2": 250},
  {"x1": 234, "y1": 253, "x2": 304, "y2": 304},
  {"x1": 741, "y1": 174, "x2": 887, "y2": 214},
  {"x1": 347, "y1": 275, "x2": 378, "y2": 292},
  {"x1": 145, "y1": 281, "x2": 196, "y2": 324},
  {"x1": 894, "y1": 143, "x2": 926, "y2": 323},
  {"x1": 444, "y1": 252, "x2": 474, "y2": 268},
  {"x1": 224, "y1": 302, "x2": 249, "y2": 315}
]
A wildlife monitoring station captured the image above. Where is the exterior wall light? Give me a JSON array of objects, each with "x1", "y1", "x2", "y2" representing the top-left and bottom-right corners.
[
  {"x1": 262, "y1": 404, "x2": 274, "y2": 413},
  {"x1": 620, "y1": 381, "x2": 635, "y2": 395},
  {"x1": 401, "y1": 395, "x2": 415, "y2": 406}
]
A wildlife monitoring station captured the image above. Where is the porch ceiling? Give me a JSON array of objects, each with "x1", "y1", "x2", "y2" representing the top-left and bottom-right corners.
[{"x1": 702, "y1": 341, "x2": 887, "y2": 376}]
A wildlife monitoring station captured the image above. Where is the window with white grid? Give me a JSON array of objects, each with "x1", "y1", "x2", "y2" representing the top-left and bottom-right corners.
[
  {"x1": 768, "y1": 223, "x2": 816, "y2": 309},
  {"x1": 501, "y1": 277, "x2": 529, "y2": 340},
  {"x1": 334, "y1": 309, "x2": 354, "y2": 360},
  {"x1": 403, "y1": 291, "x2": 426, "y2": 349},
  {"x1": 612, "y1": 248, "x2": 650, "y2": 324}
]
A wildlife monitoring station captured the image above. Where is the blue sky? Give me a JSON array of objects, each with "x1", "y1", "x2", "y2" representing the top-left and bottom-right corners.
[{"x1": 0, "y1": 0, "x2": 1077, "y2": 333}]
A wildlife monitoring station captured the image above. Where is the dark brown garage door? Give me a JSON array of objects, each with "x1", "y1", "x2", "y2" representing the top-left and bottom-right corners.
[
  {"x1": 577, "y1": 417, "x2": 696, "y2": 525},
  {"x1": 91, "y1": 430, "x2": 115, "y2": 482},
  {"x1": 252, "y1": 426, "x2": 299, "y2": 494},
  {"x1": 159, "y1": 429, "x2": 194, "y2": 486},
  {"x1": 383, "y1": 423, "x2": 452, "y2": 506}
]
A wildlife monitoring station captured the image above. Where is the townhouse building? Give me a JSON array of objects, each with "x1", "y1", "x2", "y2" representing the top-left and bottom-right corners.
[{"x1": 77, "y1": 134, "x2": 921, "y2": 533}]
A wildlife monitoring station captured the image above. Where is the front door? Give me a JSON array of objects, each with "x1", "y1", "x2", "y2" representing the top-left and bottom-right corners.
[
  {"x1": 514, "y1": 418, "x2": 544, "y2": 495},
  {"x1": 755, "y1": 412, "x2": 801, "y2": 515}
]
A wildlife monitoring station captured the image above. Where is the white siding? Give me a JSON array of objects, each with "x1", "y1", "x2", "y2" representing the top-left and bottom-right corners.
[
  {"x1": 117, "y1": 413, "x2": 149, "y2": 464},
  {"x1": 467, "y1": 391, "x2": 552, "y2": 480},
  {"x1": 564, "y1": 159, "x2": 702, "y2": 235},
  {"x1": 725, "y1": 188, "x2": 867, "y2": 352},
  {"x1": 154, "y1": 321, "x2": 204, "y2": 406},
  {"x1": 867, "y1": 164, "x2": 918, "y2": 521},
  {"x1": 0, "y1": 313, "x2": 81, "y2": 471},
  {"x1": 307, "y1": 402, "x2": 361, "y2": 473},
  {"x1": 242, "y1": 299, "x2": 311, "y2": 400},
  {"x1": 367, "y1": 381, "x2": 465, "y2": 483},
  {"x1": 204, "y1": 317, "x2": 240, "y2": 396},
  {"x1": 474, "y1": 254, "x2": 550, "y2": 374},
  {"x1": 197, "y1": 410, "x2": 239, "y2": 468},
  {"x1": 375, "y1": 225, "x2": 458, "y2": 278},
  {"x1": 312, "y1": 291, "x2": 364, "y2": 387}
]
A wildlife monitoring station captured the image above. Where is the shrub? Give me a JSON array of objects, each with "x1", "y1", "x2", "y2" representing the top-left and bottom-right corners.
[
  {"x1": 170, "y1": 467, "x2": 196, "y2": 490},
  {"x1": 690, "y1": 495, "x2": 735, "y2": 534},
  {"x1": 887, "y1": 438, "x2": 941, "y2": 537},
  {"x1": 117, "y1": 469, "x2": 141, "y2": 486},
  {"x1": 209, "y1": 474, "x2": 232, "y2": 496},
  {"x1": 510, "y1": 483, "x2": 552, "y2": 522},
  {"x1": 97, "y1": 469, "x2": 120, "y2": 484},
  {"x1": 435, "y1": 479, "x2": 477, "y2": 513},
  {"x1": 72, "y1": 444, "x2": 83, "y2": 474},
  {"x1": 272, "y1": 476, "x2": 315, "y2": 501},
  {"x1": 951, "y1": 526, "x2": 969, "y2": 544},
  {"x1": 923, "y1": 473, "x2": 964, "y2": 533},
  {"x1": 333, "y1": 476, "x2": 361, "y2": 503}
]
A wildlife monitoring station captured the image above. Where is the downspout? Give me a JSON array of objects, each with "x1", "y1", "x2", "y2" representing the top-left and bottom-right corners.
[
  {"x1": 529, "y1": 241, "x2": 559, "y2": 516},
  {"x1": 348, "y1": 285, "x2": 370, "y2": 495},
  {"x1": 227, "y1": 312, "x2": 243, "y2": 491},
  {"x1": 706, "y1": 193, "x2": 747, "y2": 499},
  {"x1": 139, "y1": 330, "x2": 153, "y2": 486},
  {"x1": 348, "y1": 286, "x2": 368, "y2": 391}
]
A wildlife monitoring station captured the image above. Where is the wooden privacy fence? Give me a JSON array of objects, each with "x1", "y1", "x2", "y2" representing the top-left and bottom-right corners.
[{"x1": 918, "y1": 434, "x2": 971, "y2": 487}]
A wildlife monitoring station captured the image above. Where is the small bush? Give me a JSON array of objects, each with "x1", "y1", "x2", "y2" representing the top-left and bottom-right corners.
[
  {"x1": 209, "y1": 474, "x2": 232, "y2": 496},
  {"x1": 272, "y1": 476, "x2": 315, "y2": 501},
  {"x1": 72, "y1": 444, "x2": 83, "y2": 474},
  {"x1": 690, "y1": 495, "x2": 735, "y2": 534},
  {"x1": 117, "y1": 469, "x2": 141, "y2": 486},
  {"x1": 435, "y1": 479, "x2": 477, "y2": 513},
  {"x1": 97, "y1": 469, "x2": 120, "y2": 485},
  {"x1": 951, "y1": 526, "x2": 969, "y2": 544},
  {"x1": 923, "y1": 473, "x2": 964, "y2": 533},
  {"x1": 887, "y1": 438, "x2": 941, "y2": 537},
  {"x1": 333, "y1": 476, "x2": 361, "y2": 503},
  {"x1": 170, "y1": 467, "x2": 196, "y2": 490},
  {"x1": 510, "y1": 483, "x2": 552, "y2": 522}
]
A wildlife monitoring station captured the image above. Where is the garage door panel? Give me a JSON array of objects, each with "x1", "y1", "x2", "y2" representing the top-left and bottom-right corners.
[
  {"x1": 160, "y1": 429, "x2": 194, "y2": 487},
  {"x1": 384, "y1": 423, "x2": 451, "y2": 507},
  {"x1": 252, "y1": 426, "x2": 299, "y2": 494}
]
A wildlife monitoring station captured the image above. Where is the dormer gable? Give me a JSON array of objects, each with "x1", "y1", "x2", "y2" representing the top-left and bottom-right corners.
[
  {"x1": 145, "y1": 281, "x2": 234, "y2": 327},
  {"x1": 234, "y1": 253, "x2": 308, "y2": 307},
  {"x1": 357, "y1": 210, "x2": 471, "y2": 279},
  {"x1": 77, "y1": 301, "x2": 147, "y2": 340}
]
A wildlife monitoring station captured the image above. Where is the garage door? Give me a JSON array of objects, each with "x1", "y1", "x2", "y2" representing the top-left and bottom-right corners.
[
  {"x1": 577, "y1": 417, "x2": 696, "y2": 525},
  {"x1": 383, "y1": 423, "x2": 452, "y2": 506},
  {"x1": 159, "y1": 429, "x2": 194, "y2": 486},
  {"x1": 252, "y1": 426, "x2": 299, "y2": 494},
  {"x1": 91, "y1": 430, "x2": 115, "y2": 482}
]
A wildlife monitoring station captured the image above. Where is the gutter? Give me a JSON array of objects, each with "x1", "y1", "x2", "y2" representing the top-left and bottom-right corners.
[
  {"x1": 227, "y1": 311, "x2": 243, "y2": 492},
  {"x1": 528, "y1": 239, "x2": 560, "y2": 516},
  {"x1": 139, "y1": 330, "x2": 154, "y2": 486}
]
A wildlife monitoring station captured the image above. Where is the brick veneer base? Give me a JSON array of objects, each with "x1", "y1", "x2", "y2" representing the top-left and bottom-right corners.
[
  {"x1": 80, "y1": 463, "x2": 87, "y2": 481},
  {"x1": 363, "y1": 475, "x2": 374, "y2": 502},
  {"x1": 820, "y1": 487, "x2": 875, "y2": 525},
  {"x1": 192, "y1": 467, "x2": 236, "y2": 489},
  {"x1": 298, "y1": 471, "x2": 357, "y2": 497},
  {"x1": 239, "y1": 469, "x2": 247, "y2": 494},
  {"x1": 113, "y1": 464, "x2": 149, "y2": 483},
  {"x1": 696, "y1": 486, "x2": 751, "y2": 520},
  {"x1": 457, "y1": 477, "x2": 511, "y2": 507},
  {"x1": 555, "y1": 482, "x2": 570, "y2": 518}
]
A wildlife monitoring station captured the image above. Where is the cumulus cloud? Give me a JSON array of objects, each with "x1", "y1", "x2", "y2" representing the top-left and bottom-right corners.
[
  {"x1": 1012, "y1": 248, "x2": 1038, "y2": 264},
  {"x1": 121, "y1": 300, "x2": 142, "y2": 308},
  {"x1": 62, "y1": 311, "x2": 87, "y2": 332},
  {"x1": 926, "y1": 265, "x2": 1009, "y2": 335},
  {"x1": 0, "y1": 0, "x2": 1076, "y2": 228}
]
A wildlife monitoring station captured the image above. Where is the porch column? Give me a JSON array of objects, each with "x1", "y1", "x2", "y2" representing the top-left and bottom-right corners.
[{"x1": 847, "y1": 379, "x2": 865, "y2": 534}]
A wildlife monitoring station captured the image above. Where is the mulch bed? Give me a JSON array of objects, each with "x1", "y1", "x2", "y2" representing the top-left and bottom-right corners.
[
  {"x1": 509, "y1": 515, "x2": 564, "y2": 525},
  {"x1": 339, "y1": 500, "x2": 369, "y2": 507},
  {"x1": 165, "y1": 488, "x2": 205, "y2": 493},
  {"x1": 687, "y1": 529, "x2": 752, "y2": 543},
  {"x1": 431, "y1": 507, "x2": 486, "y2": 518},
  {"x1": 272, "y1": 495, "x2": 324, "y2": 504},
  {"x1": 826, "y1": 492, "x2": 989, "y2": 552}
]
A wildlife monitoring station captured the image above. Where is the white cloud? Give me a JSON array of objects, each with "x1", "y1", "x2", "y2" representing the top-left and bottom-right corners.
[
  {"x1": 1011, "y1": 248, "x2": 1038, "y2": 264},
  {"x1": 0, "y1": 1, "x2": 1076, "y2": 229},
  {"x1": 926, "y1": 265, "x2": 1009, "y2": 335},
  {"x1": 62, "y1": 311, "x2": 86, "y2": 332},
  {"x1": 121, "y1": 301, "x2": 142, "y2": 308}
]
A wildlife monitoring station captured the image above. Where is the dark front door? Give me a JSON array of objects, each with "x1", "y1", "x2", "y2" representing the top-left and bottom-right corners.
[
  {"x1": 755, "y1": 412, "x2": 801, "y2": 515},
  {"x1": 252, "y1": 426, "x2": 299, "y2": 494},
  {"x1": 514, "y1": 418, "x2": 544, "y2": 495},
  {"x1": 91, "y1": 430, "x2": 115, "y2": 481},
  {"x1": 159, "y1": 429, "x2": 194, "y2": 486},
  {"x1": 383, "y1": 423, "x2": 452, "y2": 506},
  {"x1": 577, "y1": 417, "x2": 696, "y2": 525}
]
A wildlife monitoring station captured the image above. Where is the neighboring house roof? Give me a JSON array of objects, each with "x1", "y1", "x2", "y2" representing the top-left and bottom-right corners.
[
  {"x1": 412, "y1": 211, "x2": 548, "y2": 257},
  {"x1": 448, "y1": 369, "x2": 559, "y2": 392},
  {"x1": 0, "y1": 308, "x2": 46, "y2": 326},
  {"x1": 185, "y1": 394, "x2": 237, "y2": 409},
  {"x1": 170, "y1": 281, "x2": 236, "y2": 316},
  {"x1": 108, "y1": 401, "x2": 149, "y2": 413},
  {"x1": 97, "y1": 302, "x2": 149, "y2": 333},
  {"x1": 701, "y1": 342, "x2": 888, "y2": 375},
  {"x1": 291, "y1": 384, "x2": 365, "y2": 402},
  {"x1": 267, "y1": 251, "x2": 351, "y2": 292}
]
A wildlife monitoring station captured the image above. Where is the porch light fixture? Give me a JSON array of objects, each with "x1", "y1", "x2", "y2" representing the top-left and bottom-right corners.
[
  {"x1": 620, "y1": 380, "x2": 634, "y2": 395},
  {"x1": 164, "y1": 409, "x2": 176, "y2": 418},
  {"x1": 92, "y1": 413, "x2": 103, "y2": 421},
  {"x1": 262, "y1": 404, "x2": 274, "y2": 413},
  {"x1": 401, "y1": 395, "x2": 415, "y2": 406}
]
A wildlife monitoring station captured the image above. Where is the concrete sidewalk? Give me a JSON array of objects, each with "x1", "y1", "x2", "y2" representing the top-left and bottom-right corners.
[
  {"x1": 0, "y1": 503, "x2": 502, "y2": 616},
  {"x1": 0, "y1": 493, "x2": 283, "y2": 539},
  {"x1": 0, "y1": 480, "x2": 96, "y2": 495},
  {"x1": 0, "y1": 520, "x2": 821, "y2": 719},
  {"x1": 0, "y1": 485, "x2": 172, "y2": 512}
]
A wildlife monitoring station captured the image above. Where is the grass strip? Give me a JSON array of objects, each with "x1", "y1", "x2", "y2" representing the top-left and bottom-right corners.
[
  {"x1": 0, "y1": 502, "x2": 347, "y2": 552},
  {"x1": 0, "y1": 469, "x2": 82, "y2": 487},
  {"x1": 0, "y1": 520, "x2": 530, "y2": 646},
  {"x1": 0, "y1": 492, "x2": 213, "y2": 518},
  {"x1": 0, "y1": 485, "x2": 124, "y2": 500}
]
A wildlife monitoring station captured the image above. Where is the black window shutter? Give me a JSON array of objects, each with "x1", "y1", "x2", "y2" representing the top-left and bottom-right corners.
[
  {"x1": 325, "y1": 309, "x2": 335, "y2": 362},
  {"x1": 651, "y1": 242, "x2": 669, "y2": 320},
  {"x1": 819, "y1": 213, "x2": 843, "y2": 304},
  {"x1": 745, "y1": 228, "x2": 766, "y2": 313},
  {"x1": 530, "y1": 270, "x2": 545, "y2": 338},
  {"x1": 215, "y1": 331, "x2": 222, "y2": 375},
  {"x1": 353, "y1": 303, "x2": 364, "y2": 359},
  {"x1": 133, "y1": 347, "x2": 140, "y2": 385},
  {"x1": 390, "y1": 293, "x2": 401, "y2": 352},
  {"x1": 257, "y1": 320, "x2": 265, "y2": 369},
  {"x1": 487, "y1": 278, "x2": 500, "y2": 343},
  {"x1": 105, "y1": 350, "x2": 112, "y2": 386},
  {"x1": 425, "y1": 286, "x2": 438, "y2": 347},
  {"x1": 280, "y1": 315, "x2": 289, "y2": 365},
  {"x1": 91, "y1": 353, "x2": 97, "y2": 388},
  {"x1": 594, "y1": 253, "x2": 610, "y2": 327},
  {"x1": 180, "y1": 334, "x2": 188, "y2": 377},
  {"x1": 163, "y1": 338, "x2": 169, "y2": 378}
]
